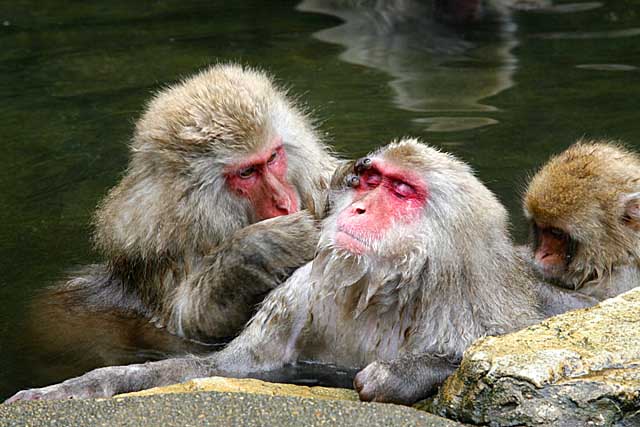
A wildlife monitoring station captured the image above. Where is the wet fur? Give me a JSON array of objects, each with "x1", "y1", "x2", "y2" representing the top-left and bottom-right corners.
[{"x1": 7, "y1": 138, "x2": 594, "y2": 405}]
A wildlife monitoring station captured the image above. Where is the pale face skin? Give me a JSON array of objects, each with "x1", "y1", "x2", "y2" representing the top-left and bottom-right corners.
[{"x1": 225, "y1": 137, "x2": 299, "y2": 220}]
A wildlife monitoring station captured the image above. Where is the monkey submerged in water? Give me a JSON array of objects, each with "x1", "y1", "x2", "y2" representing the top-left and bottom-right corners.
[
  {"x1": 523, "y1": 140, "x2": 640, "y2": 301},
  {"x1": 7, "y1": 138, "x2": 593, "y2": 405},
  {"x1": 33, "y1": 63, "x2": 337, "y2": 346}
]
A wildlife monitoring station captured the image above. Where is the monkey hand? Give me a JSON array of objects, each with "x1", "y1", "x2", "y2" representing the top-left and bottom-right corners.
[
  {"x1": 326, "y1": 157, "x2": 373, "y2": 216},
  {"x1": 354, "y1": 360, "x2": 420, "y2": 405},
  {"x1": 354, "y1": 156, "x2": 372, "y2": 174},
  {"x1": 224, "y1": 210, "x2": 320, "y2": 283},
  {"x1": 5, "y1": 385, "x2": 92, "y2": 403},
  {"x1": 4, "y1": 367, "x2": 121, "y2": 403},
  {"x1": 354, "y1": 354, "x2": 457, "y2": 405},
  {"x1": 4, "y1": 358, "x2": 200, "y2": 404},
  {"x1": 254, "y1": 210, "x2": 320, "y2": 258},
  {"x1": 329, "y1": 157, "x2": 373, "y2": 191}
]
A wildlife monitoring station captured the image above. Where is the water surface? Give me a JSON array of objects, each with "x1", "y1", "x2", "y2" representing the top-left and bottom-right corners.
[{"x1": 1, "y1": 0, "x2": 639, "y2": 399}]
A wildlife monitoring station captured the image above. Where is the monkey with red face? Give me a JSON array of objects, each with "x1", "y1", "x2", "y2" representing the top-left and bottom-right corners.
[
  {"x1": 29, "y1": 64, "x2": 337, "y2": 363},
  {"x1": 9, "y1": 138, "x2": 594, "y2": 405},
  {"x1": 523, "y1": 140, "x2": 640, "y2": 301}
]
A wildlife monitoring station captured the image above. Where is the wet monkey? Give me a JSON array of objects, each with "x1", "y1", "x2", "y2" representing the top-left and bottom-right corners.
[
  {"x1": 8, "y1": 138, "x2": 594, "y2": 405},
  {"x1": 32, "y1": 64, "x2": 337, "y2": 348},
  {"x1": 523, "y1": 140, "x2": 640, "y2": 300}
]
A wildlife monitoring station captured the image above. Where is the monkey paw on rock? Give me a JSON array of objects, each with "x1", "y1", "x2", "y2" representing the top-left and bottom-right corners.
[
  {"x1": 5, "y1": 383, "x2": 101, "y2": 403},
  {"x1": 354, "y1": 360, "x2": 418, "y2": 405}
]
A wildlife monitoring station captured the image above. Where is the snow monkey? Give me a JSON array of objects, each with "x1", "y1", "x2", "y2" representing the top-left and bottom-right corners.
[
  {"x1": 8, "y1": 138, "x2": 597, "y2": 405},
  {"x1": 523, "y1": 140, "x2": 640, "y2": 300},
  {"x1": 35, "y1": 63, "x2": 337, "y2": 345}
]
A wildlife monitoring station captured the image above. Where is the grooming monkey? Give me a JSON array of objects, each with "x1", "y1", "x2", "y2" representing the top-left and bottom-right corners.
[
  {"x1": 34, "y1": 63, "x2": 337, "y2": 346},
  {"x1": 8, "y1": 138, "x2": 595, "y2": 405},
  {"x1": 523, "y1": 140, "x2": 640, "y2": 300}
]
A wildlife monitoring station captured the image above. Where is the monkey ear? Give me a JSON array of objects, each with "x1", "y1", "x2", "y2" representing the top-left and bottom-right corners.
[{"x1": 622, "y1": 192, "x2": 640, "y2": 231}]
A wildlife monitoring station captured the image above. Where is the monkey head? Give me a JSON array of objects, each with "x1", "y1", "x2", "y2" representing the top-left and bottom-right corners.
[
  {"x1": 524, "y1": 140, "x2": 640, "y2": 288},
  {"x1": 319, "y1": 138, "x2": 511, "y2": 276},
  {"x1": 94, "y1": 64, "x2": 335, "y2": 260}
]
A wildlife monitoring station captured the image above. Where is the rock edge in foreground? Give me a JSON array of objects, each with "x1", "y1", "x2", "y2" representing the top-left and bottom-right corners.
[
  {"x1": 427, "y1": 287, "x2": 640, "y2": 426},
  {"x1": 116, "y1": 376, "x2": 359, "y2": 402}
]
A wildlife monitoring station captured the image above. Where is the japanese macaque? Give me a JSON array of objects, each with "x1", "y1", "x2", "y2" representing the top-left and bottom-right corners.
[
  {"x1": 34, "y1": 63, "x2": 337, "y2": 345},
  {"x1": 523, "y1": 140, "x2": 640, "y2": 300},
  {"x1": 6, "y1": 138, "x2": 592, "y2": 405}
]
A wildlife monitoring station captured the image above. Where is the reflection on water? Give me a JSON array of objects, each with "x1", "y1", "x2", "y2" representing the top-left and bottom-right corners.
[
  {"x1": 415, "y1": 116, "x2": 499, "y2": 131},
  {"x1": 534, "y1": 27, "x2": 640, "y2": 39},
  {"x1": 298, "y1": 0, "x2": 521, "y2": 132},
  {"x1": 535, "y1": 1, "x2": 602, "y2": 13},
  {"x1": 576, "y1": 63, "x2": 638, "y2": 71},
  {"x1": 3, "y1": 0, "x2": 640, "y2": 402}
]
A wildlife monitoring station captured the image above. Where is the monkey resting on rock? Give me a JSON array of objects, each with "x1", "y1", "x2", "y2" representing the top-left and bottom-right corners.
[
  {"x1": 7, "y1": 138, "x2": 594, "y2": 405},
  {"x1": 32, "y1": 63, "x2": 337, "y2": 346},
  {"x1": 523, "y1": 139, "x2": 640, "y2": 301}
]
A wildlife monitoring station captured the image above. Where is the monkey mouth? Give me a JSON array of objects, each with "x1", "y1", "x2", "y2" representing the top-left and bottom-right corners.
[{"x1": 336, "y1": 227, "x2": 368, "y2": 254}]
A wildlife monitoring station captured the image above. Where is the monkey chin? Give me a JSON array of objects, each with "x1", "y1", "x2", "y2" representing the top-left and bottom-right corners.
[
  {"x1": 534, "y1": 260, "x2": 567, "y2": 283},
  {"x1": 335, "y1": 229, "x2": 368, "y2": 255}
]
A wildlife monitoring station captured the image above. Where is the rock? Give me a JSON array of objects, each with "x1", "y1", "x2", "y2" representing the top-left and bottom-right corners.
[
  {"x1": 0, "y1": 390, "x2": 465, "y2": 427},
  {"x1": 117, "y1": 376, "x2": 360, "y2": 402},
  {"x1": 427, "y1": 288, "x2": 640, "y2": 426}
]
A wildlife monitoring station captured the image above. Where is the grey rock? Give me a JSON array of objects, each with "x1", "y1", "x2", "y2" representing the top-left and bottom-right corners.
[
  {"x1": 1, "y1": 390, "x2": 464, "y2": 427},
  {"x1": 427, "y1": 288, "x2": 640, "y2": 426}
]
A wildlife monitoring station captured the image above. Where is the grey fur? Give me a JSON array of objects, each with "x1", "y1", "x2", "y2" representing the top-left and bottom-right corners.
[
  {"x1": 6, "y1": 138, "x2": 592, "y2": 405},
  {"x1": 38, "y1": 63, "x2": 337, "y2": 342}
]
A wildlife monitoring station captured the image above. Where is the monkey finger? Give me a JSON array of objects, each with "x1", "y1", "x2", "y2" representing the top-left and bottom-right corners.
[
  {"x1": 346, "y1": 174, "x2": 360, "y2": 188},
  {"x1": 5, "y1": 388, "x2": 62, "y2": 403},
  {"x1": 353, "y1": 365, "x2": 381, "y2": 402},
  {"x1": 354, "y1": 157, "x2": 372, "y2": 173}
]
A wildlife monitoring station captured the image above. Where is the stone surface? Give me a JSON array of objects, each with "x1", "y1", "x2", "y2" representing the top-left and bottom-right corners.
[
  {"x1": 1, "y1": 390, "x2": 464, "y2": 427},
  {"x1": 117, "y1": 376, "x2": 360, "y2": 402},
  {"x1": 428, "y1": 287, "x2": 640, "y2": 426}
]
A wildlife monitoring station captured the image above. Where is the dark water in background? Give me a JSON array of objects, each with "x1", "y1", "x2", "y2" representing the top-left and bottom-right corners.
[{"x1": 1, "y1": 0, "x2": 639, "y2": 399}]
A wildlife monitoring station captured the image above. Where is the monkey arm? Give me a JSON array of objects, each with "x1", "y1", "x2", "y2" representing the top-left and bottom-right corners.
[
  {"x1": 530, "y1": 279, "x2": 599, "y2": 317},
  {"x1": 515, "y1": 246, "x2": 598, "y2": 316},
  {"x1": 170, "y1": 211, "x2": 318, "y2": 339},
  {"x1": 353, "y1": 353, "x2": 459, "y2": 405},
  {"x1": 3, "y1": 357, "x2": 210, "y2": 402},
  {"x1": 5, "y1": 264, "x2": 313, "y2": 403}
]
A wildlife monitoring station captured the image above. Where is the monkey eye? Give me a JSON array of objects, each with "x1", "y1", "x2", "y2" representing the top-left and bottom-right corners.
[
  {"x1": 548, "y1": 227, "x2": 566, "y2": 239},
  {"x1": 267, "y1": 150, "x2": 278, "y2": 164},
  {"x1": 363, "y1": 172, "x2": 382, "y2": 187},
  {"x1": 393, "y1": 181, "x2": 416, "y2": 198},
  {"x1": 238, "y1": 166, "x2": 256, "y2": 178}
]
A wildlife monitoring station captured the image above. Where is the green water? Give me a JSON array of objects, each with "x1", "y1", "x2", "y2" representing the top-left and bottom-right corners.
[{"x1": 1, "y1": 0, "x2": 639, "y2": 399}]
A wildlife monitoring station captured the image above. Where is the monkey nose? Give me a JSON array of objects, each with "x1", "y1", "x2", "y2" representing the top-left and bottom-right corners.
[
  {"x1": 275, "y1": 196, "x2": 291, "y2": 212},
  {"x1": 536, "y1": 251, "x2": 551, "y2": 261}
]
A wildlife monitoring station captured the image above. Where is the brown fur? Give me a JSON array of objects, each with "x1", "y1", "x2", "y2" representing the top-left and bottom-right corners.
[
  {"x1": 523, "y1": 139, "x2": 640, "y2": 296},
  {"x1": 32, "y1": 64, "x2": 337, "y2": 351}
]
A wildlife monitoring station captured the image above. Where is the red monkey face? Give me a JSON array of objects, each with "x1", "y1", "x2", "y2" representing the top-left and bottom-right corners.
[
  {"x1": 532, "y1": 224, "x2": 576, "y2": 278},
  {"x1": 225, "y1": 137, "x2": 299, "y2": 221},
  {"x1": 336, "y1": 160, "x2": 428, "y2": 254}
]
